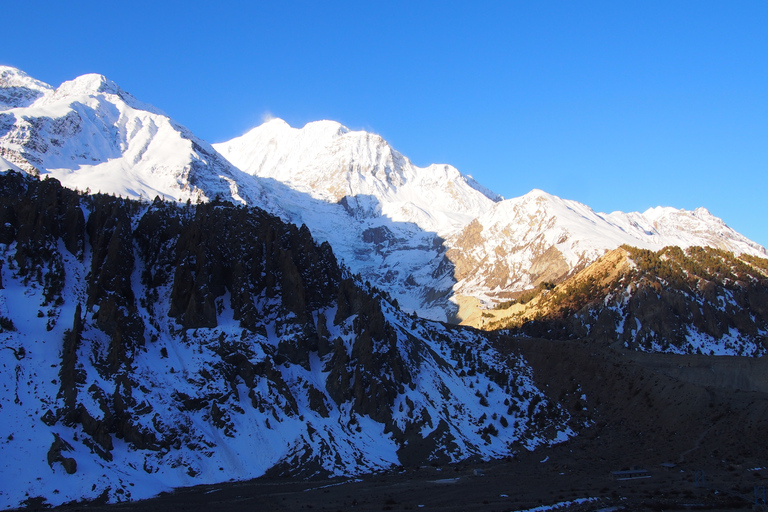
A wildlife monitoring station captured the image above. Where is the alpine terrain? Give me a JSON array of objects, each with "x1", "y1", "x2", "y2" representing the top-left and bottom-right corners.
[
  {"x1": 468, "y1": 245, "x2": 768, "y2": 356},
  {"x1": 1, "y1": 67, "x2": 768, "y2": 510},
  {"x1": 214, "y1": 123, "x2": 766, "y2": 321},
  {"x1": 1, "y1": 66, "x2": 764, "y2": 323}
]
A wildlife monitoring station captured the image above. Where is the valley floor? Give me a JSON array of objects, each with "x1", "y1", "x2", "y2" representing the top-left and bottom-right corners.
[
  {"x1": 23, "y1": 336, "x2": 768, "y2": 512},
  {"x1": 32, "y1": 446, "x2": 767, "y2": 512}
]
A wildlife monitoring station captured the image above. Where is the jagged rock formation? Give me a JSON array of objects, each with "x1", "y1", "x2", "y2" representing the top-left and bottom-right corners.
[
  {"x1": 0, "y1": 172, "x2": 570, "y2": 508},
  {"x1": 474, "y1": 246, "x2": 768, "y2": 356}
]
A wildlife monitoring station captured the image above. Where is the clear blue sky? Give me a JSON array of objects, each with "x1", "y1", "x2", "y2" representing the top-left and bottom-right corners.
[{"x1": 4, "y1": 1, "x2": 768, "y2": 248}]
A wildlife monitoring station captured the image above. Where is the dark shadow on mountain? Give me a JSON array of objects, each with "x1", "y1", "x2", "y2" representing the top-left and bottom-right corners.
[
  {"x1": 0, "y1": 85, "x2": 47, "y2": 109},
  {"x1": 0, "y1": 103, "x2": 125, "y2": 172}
]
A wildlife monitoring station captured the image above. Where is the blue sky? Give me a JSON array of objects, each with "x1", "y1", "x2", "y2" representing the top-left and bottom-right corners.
[{"x1": 4, "y1": 1, "x2": 768, "y2": 247}]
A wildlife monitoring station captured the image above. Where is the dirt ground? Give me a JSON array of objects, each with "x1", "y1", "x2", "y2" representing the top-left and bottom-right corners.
[{"x1": 38, "y1": 336, "x2": 768, "y2": 512}]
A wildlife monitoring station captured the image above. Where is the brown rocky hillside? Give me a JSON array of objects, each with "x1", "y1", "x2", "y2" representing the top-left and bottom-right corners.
[{"x1": 463, "y1": 246, "x2": 768, "y2": 356}]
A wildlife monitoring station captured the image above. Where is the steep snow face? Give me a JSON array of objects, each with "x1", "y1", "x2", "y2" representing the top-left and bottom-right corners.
[
  {"x1": 0, "y1": 67, "x2": 266, "y2": 207},
  {"x1": 215, "y1": 118, "x2": 500, "y2": 237},
  {"x1": 447, "y1": 190, "x2": 768, "y2": 307},
  {"x1": 0, "y1": 66, "x2": 53, "y2": 110}
]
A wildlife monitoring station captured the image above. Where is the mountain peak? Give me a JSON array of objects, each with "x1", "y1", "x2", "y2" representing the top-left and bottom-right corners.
[
  {"x1": 302, "y1": 119, "x2": 349, "y2": 137},
  {"x1": 693, "y1": 206, "x2": 715, "y2": 218},
  {"x1": 261, "y1": 116, "x2": 290, "y2": 127},
  {"x1": 522, "y1": 188, "x2": 557, "y2": 201},
  {"x1": 214, "y1": 117, "x2": 499, "y2": 237},
  {"x1": 35, "y1": 72, "x2": 164, "y2": 116},
  {"x1": 0, "y1": 66, "x2": 52, "y2": 89},
  {"x1": 642, "y1": 205, "x2": 724, "y2": 229},
  {"x1": 227, "y1": 118, "x2": 348, "y2": 149},
  {"x1": 53, "y1": 73, "x2": 124, "y2": 98},
  {"x1": 0, "y1": 69, "x2": 256, "y2": 205}
]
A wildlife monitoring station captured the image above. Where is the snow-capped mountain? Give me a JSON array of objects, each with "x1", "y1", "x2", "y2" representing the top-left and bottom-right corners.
[
  {"x1": 214, "y1": 118, "x2": 501, "y2": 235},
  {"x1": 446, "y1": 189, "x2": 767, "y2": 310},
  {"x1": 214, "y1": 118, "x2": 503, "y2": 320},
  {"x1": 0, "y1": 66, "x2": 266, "y2": 206},
  {"x1": 0, "y1": 67, "x2": 765, "y2": 322},
  {"x1": 2, "y1": 67, "x2": 768, "y2": 509},
  {"x1": 608, "y1": 205, "x2": 765, "y2": 254},
  {"x1": 215, "y1": 121, "x2": 766, "y2": 319}
]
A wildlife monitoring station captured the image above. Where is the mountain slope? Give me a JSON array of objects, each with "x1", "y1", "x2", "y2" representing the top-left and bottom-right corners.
[
  {"x1": 0, "y1": 66, "x2": 267, "y2": 207},
  {"x1": 214, "y1": 119, "x2": 504, "y2": 321},
  {"x1": 0, "y1": 172, "x2": 571, "y2": 509},
  {"x1": 216, "y1": 120, "x2": 767, "y2": 320},
  {"x1": 448, "y1": 190, "x2": 767, "y2": 315},
  {"x1": 214, "y1": 118, "x2": 501, "y2": 236},
  {"x1": 469, "y1": 245, "x2": 768, "y2": 356}
]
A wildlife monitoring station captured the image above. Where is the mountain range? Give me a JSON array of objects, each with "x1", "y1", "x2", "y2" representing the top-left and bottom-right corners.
[
  {"x1": 1, "y1": 66, "x2": 767, "y2": 509},
  {"x1": 1, "y1": 66, "x2": 764, "y2": 324}
]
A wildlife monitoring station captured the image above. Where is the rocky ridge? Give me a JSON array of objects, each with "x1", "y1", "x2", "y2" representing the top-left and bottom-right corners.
[{"x1": 447, "y1": 189, "x2": 767, "y2": 312}]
